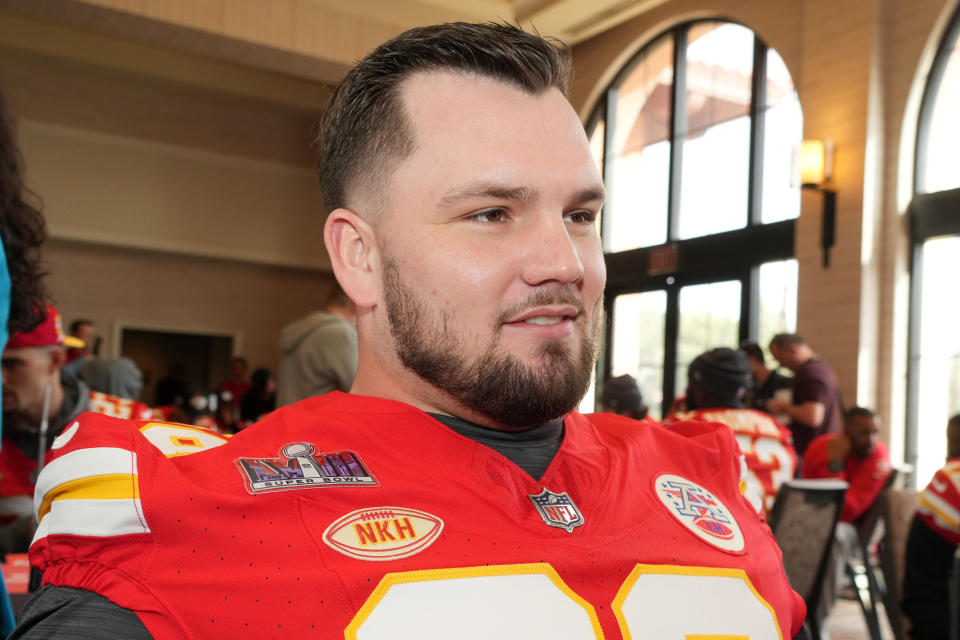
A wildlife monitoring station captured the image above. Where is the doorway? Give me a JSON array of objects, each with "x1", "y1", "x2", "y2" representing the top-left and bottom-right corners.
[{"x1": 120, "y1": 328, "x2": 234, "y2": 406}]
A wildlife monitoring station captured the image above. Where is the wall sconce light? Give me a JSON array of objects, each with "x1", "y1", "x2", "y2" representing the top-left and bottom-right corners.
[{"x1": 800, "y1": 139, "x2": 836, "y2": 268}]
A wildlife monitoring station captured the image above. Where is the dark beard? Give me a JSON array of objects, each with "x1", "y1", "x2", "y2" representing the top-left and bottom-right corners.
[{"x1": 383, "y1": 256, "x2": 598, "y2": 429}]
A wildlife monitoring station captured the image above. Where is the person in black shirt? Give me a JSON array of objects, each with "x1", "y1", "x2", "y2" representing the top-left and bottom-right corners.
[{"x1": 740, "y1": 341, "x2": 792, "y2": 412}]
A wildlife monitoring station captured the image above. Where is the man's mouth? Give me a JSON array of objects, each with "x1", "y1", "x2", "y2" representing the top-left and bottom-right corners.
[{"x1": 522, "y1": 316, "x2": 569, "y2": 326}]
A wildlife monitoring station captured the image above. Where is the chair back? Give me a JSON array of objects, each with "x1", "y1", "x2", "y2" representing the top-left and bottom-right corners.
[
  {"x1": 880, "y1": 488, "x2": 919, "y2": 640},
  {"x1": 854, "y1": 466, "x2": 901, "y2": 547},
  {"x1": 769, "y1": 479, "x2": 849, "y2": 609}
]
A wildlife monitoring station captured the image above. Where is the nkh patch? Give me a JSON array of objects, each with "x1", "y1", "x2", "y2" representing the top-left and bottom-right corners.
[
  {"x1": 323, "y1": 506, "x2": 444, "y2": 561},
  {"x1": 235, "y1": 442, "x2": 378, "y2": 494},
  {"x1": 528, "y1": 488, "x2": 584, "y2": 533},
  {"x1": 654, "y1": 474, "x2": 745, "y2": 554}
]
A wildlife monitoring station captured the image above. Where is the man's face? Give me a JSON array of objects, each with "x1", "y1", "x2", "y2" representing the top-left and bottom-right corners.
[
  {"x1": 845, "y1": 414, "x2": 880, "y2": 458},
  {"x1": 1, "y1": 347, "x2": 60, "y2": 416},
  {"x1": 371, "y1": 72, "x2": 606, "y2": 429},
  {"x1": 769, "y1": 343, "x2": 797, "y2": 371},
  {"x1": 746, "y1": 356, "x2": 765, "y2": 382},
  {"x1": 231, "y1": 360, "x2": 247, "y2": 381},
  {"x1": 74, "y1": 323, "x2": 95, "y2": 350}
]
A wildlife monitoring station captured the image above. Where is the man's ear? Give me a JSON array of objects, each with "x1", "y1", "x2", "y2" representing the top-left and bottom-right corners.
[
  {"x1": 324, "y1": 208, "x2": 379, "y2": 308},
  {"x1": 48, "y1": 346, "x2": 67, "y2": 372}
]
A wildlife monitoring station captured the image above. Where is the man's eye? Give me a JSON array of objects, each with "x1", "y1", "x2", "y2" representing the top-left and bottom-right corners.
[
  {"x1": 565, "y1": 210, "x2": 596, "y2": 224},
  {"x1": 470, "y1": 209, "x2": 508, "y2": 223}
]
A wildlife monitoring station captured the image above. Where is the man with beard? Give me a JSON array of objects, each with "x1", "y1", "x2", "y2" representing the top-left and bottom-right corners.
[
  {"x1": 14, "y1": 23, "x2": 803, "y2": 639},
  {"x1": 0, "y1": 305, "x2": 153, "y2": 555}
]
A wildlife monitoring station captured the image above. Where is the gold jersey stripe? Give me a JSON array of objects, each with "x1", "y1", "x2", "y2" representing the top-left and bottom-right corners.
[{"x1": 37, "y1": 474, "x2": 139, "y2": 523}]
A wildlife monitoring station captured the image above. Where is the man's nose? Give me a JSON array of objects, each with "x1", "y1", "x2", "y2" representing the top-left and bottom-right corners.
[{"x1": 520, "y1": 218, "x2": 585, "y2": 287}]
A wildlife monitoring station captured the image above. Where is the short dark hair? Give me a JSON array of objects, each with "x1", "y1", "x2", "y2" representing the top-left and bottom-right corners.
[
  {"x1": 844, "y1": 406, "x2": 876, "y2": 422},
  {"x1": 316, "y1": 22, "x2": 572, "y2": 215},
  {"x1": 600, "y1": 374, "x2": 646, "y2": 419},
  {"x1": 70, "y1": 319, "x2": 93, "y2": 334},
  {"x1": 770, "y1": 333, "x2": 806, "y2": 350},
  {"x1": 739, "y1": 341, "x2": 765, "y2": 363},
  {"x1": 687, "y1": 348, "x2": 753, "y2": 409},
  {"x1": 0, "y1": 89, "x2": 48, "y2": 332}
]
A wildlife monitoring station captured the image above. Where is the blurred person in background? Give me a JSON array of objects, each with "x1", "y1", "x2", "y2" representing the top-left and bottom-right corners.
[
  {"x1": 277, "y1": 283, "x2": 357, "y2": 405},
  {"x1": 599, "y1": 373, "x2": 650, "y2": 421},
  {"x1": 154, "y1": 361, "x2": 187, "y2": 407},
  {"x1": 766, "y1": 333, "x2": 841, "y2": 459},
  {"x1": 802, "y1": 406, "x2": 892, "y2": 523},
  {"x1": 663, "y1": 347, "x2": 796, "y2": 514},
  {"x1": 902, "y1": 414, "x2": 960, "y2": 639},
  {"x1": 61, "y1": 318, "x2": 95, "y2": 376},
  {"x1": 75, "y1": 356, "x2": 144, "y2": 401},
  {"x1": 218, "y1": 356, "x2": 250, "y2": 406},
  {"x1": 0, "y1": 305, "x2": 152, "y2": 553},
  {"x1": 740, "y1": 341, "x2": 792, "y2": 414},
  {"x1": 241, "y1": 367, "x2": 275, "y2": 423}
]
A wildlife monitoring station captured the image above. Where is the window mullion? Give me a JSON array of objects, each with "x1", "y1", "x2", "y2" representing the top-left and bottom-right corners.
[{"x1": 666, "y1": 27, "x2": 687, "y2": 243}]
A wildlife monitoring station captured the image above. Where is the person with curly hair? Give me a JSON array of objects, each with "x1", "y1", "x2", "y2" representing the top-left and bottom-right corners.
[{"x1": 0, "y1": 85, "x2": 49, "y2": 634}]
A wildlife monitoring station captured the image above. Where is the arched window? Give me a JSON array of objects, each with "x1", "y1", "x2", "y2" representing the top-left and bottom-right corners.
[
  {"x1": 907, "y1": 5, "x2": 960, "y2": 486},
  {"x1": 588, "y1": 20, "x2": 802, "y2": 416}
]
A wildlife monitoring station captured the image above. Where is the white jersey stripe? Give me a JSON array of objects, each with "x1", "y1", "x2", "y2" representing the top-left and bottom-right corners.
[
  {"x1": 31, "y1": 498, "x2": 150, "y2": 545},
  {"x1": 33, "y1": 448, "x2": 137, "y2": 518},
  {"x1": 919, "y1": 490, "x2": 960, "y2": 531}
]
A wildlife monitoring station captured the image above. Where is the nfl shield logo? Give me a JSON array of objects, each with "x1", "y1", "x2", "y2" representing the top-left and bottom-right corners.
[{"x1": 528, "y1": 488, "x2": 584, "y2": 533}]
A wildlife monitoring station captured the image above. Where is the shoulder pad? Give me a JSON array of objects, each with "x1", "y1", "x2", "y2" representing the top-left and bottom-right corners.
[{"x1": 33, "y1": 415, "x2": 229, "y2": 545}]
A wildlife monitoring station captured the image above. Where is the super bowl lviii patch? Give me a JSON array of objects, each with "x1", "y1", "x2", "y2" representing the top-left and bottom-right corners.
[
  {"x1": 654, "y1": 474, "x2": 745, "y2": 554},
  {"x1": 323, "y1": 507, "x2": 443, "y2": 561},
  {"x1": 528, "y1": 488, "x2": 584, "y2": 533},
  {"x1": 236, "y1": 442, "x2": 378, "y2": 494}
]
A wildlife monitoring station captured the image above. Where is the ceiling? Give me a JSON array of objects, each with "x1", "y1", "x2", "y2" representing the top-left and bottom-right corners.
[{"x1": 0, "y1": 0, "x2": 673, "y2": 88}]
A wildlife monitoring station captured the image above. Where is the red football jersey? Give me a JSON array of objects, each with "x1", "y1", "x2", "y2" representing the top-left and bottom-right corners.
[
  {"x1": 664, "y1": 408, "x2": 797, "y2": 515},
  {"x1": 802, "y1": 434, "x2": 892, "y2": 522},
  {"x1": 30, "y1": 392, "x2": 804, "y2": 639},
  {"x1": 0, "y1": 391, "x2": 154, "y2": 524},
  {"x1": 917, "y1": 460, "x2": 960, "y2": 544}
]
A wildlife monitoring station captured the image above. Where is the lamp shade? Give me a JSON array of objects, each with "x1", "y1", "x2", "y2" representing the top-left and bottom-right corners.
[{"x1": 800, "y1": 139, "x2": 826, "y2": 185}]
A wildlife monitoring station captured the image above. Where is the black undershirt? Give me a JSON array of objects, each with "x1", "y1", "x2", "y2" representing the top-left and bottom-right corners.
[{"x1": 428, "y1": 413, "x2": 564, "y2": 480}]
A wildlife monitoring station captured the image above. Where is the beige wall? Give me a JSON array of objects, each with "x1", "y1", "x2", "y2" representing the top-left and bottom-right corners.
[
  {"x1": 0, "y1": 11, "x2": 336, "y2": 375},
  {"x1": 571, "y1": 0, "x2": 959, "y2": 456},
  {"x1": 44, "y1": 239, "x2": 335, "y2": 375}
]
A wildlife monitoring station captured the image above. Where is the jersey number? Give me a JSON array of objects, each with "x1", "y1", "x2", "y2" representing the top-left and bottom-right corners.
[{"x1": 347, "y1": 563, "x2": 783, "y2": 639}]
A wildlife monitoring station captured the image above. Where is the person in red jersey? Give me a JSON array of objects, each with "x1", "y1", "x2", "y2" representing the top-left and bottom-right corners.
[
  {"x1": 664, "y1": 348, "x2": 797, "y2": 515},
  {"x1": 12, "y1": 23, "x2": 804, "y2": 640},
  {"x1": 218, "y1": 356, "x2": 251, "y2": 406},
  {"x1": 802, "y1": 406, "x2": 892, "y2": 523},
  {"x1": 0, "y1": 304, "x2": 152, "y2": 554},
  {"x1": 902, "y1": 415, "x2": 960, "y2": 639}
]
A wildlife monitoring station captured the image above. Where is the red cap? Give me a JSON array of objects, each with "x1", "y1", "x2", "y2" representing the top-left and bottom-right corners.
[{"x1": 6, "y1": 304, "x2": 85, "y2": 350}]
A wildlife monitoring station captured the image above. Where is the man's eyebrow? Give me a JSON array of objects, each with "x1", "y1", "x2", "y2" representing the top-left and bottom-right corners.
[
  {"x1": 439, "y1": 183, "x2": 606, "y2": 208},
  {"x1": 571, "y1": 186, "x2": 606, "y2": 204},
  {"x1": 439, "y1": 182, "x2": 538, "y2": 207}
]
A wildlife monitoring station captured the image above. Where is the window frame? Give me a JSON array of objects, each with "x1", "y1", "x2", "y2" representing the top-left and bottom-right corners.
[
  {"x1": 905, "y1": 3, "x2": 960, "y2": 486},
  {"x1": 590, "y1": 19, "x2": 798, "y2": 414}
]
